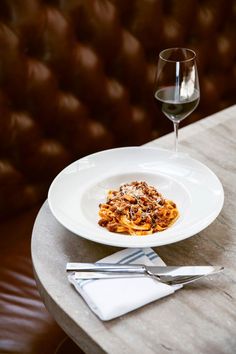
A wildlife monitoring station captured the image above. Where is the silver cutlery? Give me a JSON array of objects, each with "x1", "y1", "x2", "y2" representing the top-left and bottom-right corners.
[{"x1": 67, "y1": 263, "x2": 223, "y2": 286}]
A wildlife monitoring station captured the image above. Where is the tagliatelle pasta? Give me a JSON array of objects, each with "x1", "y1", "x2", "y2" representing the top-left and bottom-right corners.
[{"x1": 98, "y1": 181, "x2": 179, "y2": 236}]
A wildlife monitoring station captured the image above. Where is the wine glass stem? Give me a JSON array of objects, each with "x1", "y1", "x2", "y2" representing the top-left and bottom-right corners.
[{"x1": 173, "y1": 121, "x2": 179, "y2": 152}]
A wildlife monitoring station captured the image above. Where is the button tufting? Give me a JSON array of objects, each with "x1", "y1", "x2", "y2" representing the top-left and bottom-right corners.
[{"x1": 0, "y1": 0, "x2": 235, "y2": 217}]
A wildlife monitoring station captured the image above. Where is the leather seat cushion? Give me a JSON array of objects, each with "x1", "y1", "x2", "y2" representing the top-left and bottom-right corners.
[{"x1": 0, "y1": 206, "x2": 73, "y2": 354}]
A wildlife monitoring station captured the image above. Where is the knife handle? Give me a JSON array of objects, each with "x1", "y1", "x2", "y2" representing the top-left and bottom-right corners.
[{"x1": 66, "y1": 262, "x2": 147, "y2": 274}]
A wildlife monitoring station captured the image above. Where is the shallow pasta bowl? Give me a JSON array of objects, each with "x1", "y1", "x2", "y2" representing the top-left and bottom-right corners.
[{"x1": 48, "y1": 147, "x2": 224, "y2": 248}]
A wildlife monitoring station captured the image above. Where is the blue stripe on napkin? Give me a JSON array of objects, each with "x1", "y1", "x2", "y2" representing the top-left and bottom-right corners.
[
  {"x1": 75, "y1": 248, "x2": 160, "y2": 289},
  {"x1": 78, "y1": 249, "x2": 145, "y2": 288},
  {"x1": 118, "y1": 250, "x2": 144, "y2": 264}
]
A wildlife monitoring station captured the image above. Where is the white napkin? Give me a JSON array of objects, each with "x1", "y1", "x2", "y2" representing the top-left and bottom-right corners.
[{"x1": 68, "y1": 248, "x2": 181, "y2": 321}]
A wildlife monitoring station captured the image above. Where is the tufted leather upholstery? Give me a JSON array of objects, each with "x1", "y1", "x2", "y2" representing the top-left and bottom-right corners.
[
  {"x1": 0, "y1": 0, "x2": 236, "y2": 218},
  {"x1": 1, "y1": 1, "x2": 236, "y2": 353},
  {"x1": 0, "y1": 204, "x2": 87, "y2": 354},
  {"x1": 0, "y1": 205, "x2": 85, "y2": 354}
]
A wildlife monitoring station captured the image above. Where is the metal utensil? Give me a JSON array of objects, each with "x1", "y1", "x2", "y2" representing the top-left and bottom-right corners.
[{"x1": 67, "y1": 263, "x2": 223, "y2": 286}]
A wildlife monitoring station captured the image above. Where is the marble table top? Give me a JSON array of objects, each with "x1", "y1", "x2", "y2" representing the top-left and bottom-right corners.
[{"x1": 31, "y1": 105, "x2": 236, "y2": 354}]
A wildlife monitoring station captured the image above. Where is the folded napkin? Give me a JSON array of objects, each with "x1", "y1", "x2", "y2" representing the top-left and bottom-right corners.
[{"x1": 68, "y1": 248, "x2": 181, "y2": 321}]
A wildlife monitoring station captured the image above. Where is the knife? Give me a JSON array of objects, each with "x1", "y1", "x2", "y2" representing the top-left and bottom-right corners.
[{"x1": 66, "y1": 262, "x2": 223, "y2": 284}]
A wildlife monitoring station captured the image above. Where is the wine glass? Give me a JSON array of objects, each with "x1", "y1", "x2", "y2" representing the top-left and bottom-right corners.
[{"x1": 154, "y1": 48, "x2": 200, "y2": 152}]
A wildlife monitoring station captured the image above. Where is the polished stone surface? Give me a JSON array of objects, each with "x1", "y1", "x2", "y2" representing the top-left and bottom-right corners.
[{"x1": 32, "y1": 105, "x2": 236, "y2": 354}]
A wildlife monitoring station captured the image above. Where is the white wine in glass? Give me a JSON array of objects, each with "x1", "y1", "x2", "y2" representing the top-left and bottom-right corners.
[{"x1": 154, "y1": 48, "x2": 200, "y2": 152}]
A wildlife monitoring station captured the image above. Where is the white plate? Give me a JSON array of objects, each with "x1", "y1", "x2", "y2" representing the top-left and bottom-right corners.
[{"x1": 48, "y1": 147, "x2": 224, "y2": 248}]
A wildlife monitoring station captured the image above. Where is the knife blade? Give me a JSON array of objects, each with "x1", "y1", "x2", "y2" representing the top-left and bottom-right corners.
[{"x1": 66, "y1": 262, "x2": 223, "y2": 277}]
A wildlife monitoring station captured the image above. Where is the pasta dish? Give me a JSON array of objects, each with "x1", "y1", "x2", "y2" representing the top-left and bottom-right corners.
[{"x1": 98, "y1": 181, "x2": 179, "y2": 236}]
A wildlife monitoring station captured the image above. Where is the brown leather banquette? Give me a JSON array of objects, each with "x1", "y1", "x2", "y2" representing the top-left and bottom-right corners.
[{"x1": 0, "y1": 1, "x2": 235, "y2": 353}]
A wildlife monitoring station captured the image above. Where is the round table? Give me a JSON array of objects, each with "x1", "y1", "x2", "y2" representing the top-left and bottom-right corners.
[{"x1": 32, "y1": 105, "x2": 236, "y2": 354}]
